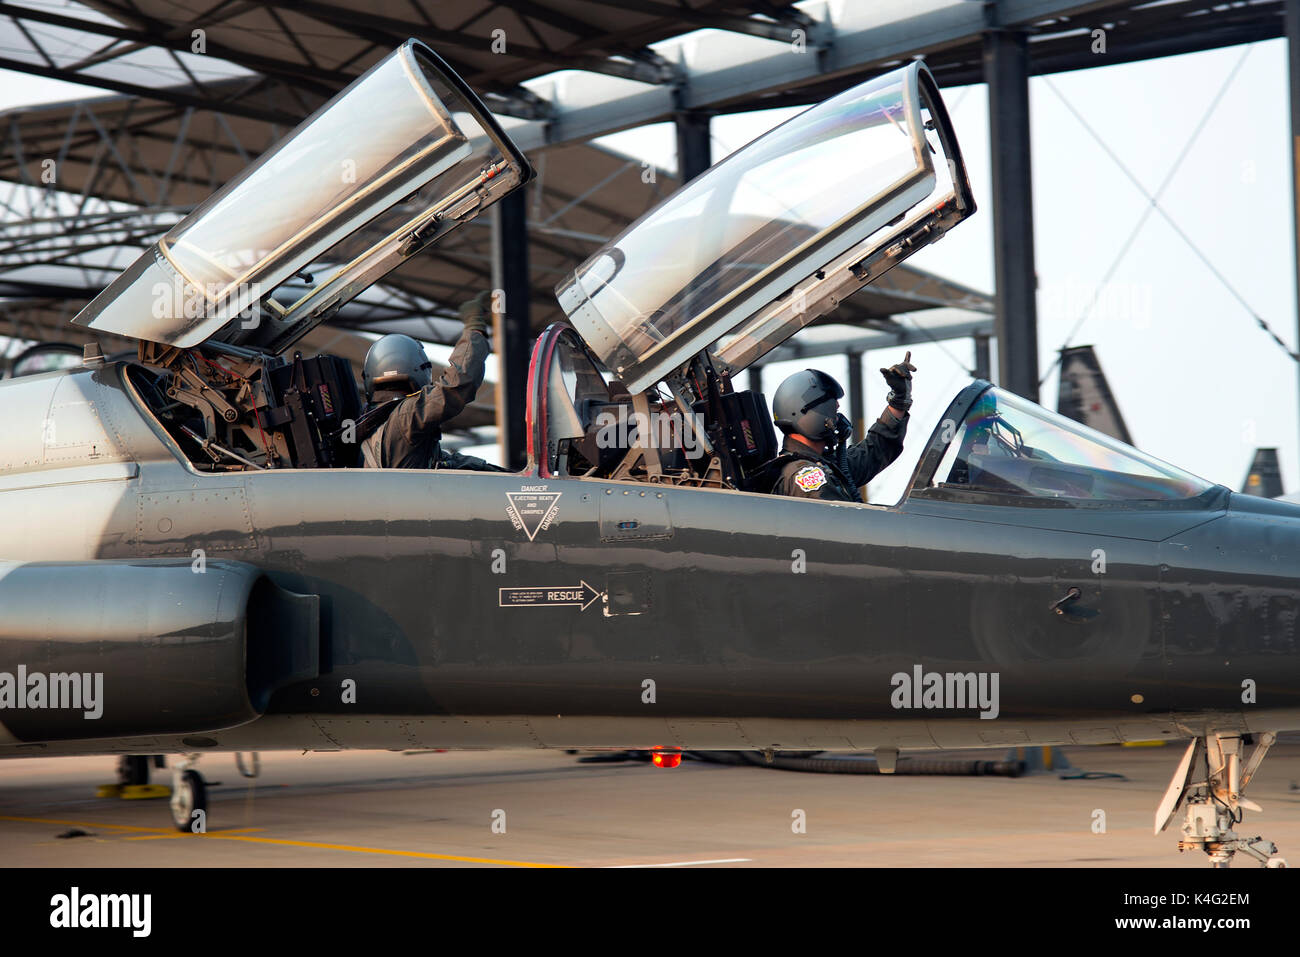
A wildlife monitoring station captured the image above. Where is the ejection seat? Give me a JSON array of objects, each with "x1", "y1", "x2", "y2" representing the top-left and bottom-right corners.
[
  {"x1": 525, "y1": 323, "x2": 621, "y2": 478},
  {"x1": 524, "y1": 322, "x2": 781, "y2": 491}
]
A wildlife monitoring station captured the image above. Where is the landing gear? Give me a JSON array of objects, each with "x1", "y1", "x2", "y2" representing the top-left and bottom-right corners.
[
  {"x1": 99, "y1": 755, "x2": 169, "y2": 799},
  {"x1": 234, "y1": 752, "x2": 261, "y2": 779},
  {"x1": 1156, "y1": 732, "x2": 1287, "y2": 868},
  {"x1": 116, "y1": 755, "x2": 151, "y2": 787},
  {"x1": 169, "y1": 756, "x2": 208, "y2": 833}
]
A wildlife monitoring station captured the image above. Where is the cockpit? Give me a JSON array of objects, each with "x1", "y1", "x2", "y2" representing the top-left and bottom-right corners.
[
  {"x1": 76, "y1": 40, "x2": 530, "y2": 473},
  {"x1": 526, "y1": 325, "x2": 1221, "y2": 507},
  {"x1": 911, "y1": 385, "x2": 1216, "y2": 505},
  {"x1": 82, "y1": 40, "x2": 1215, "y2": 509},
  {"x1": 53, "y1": 36, "x2": 1227, "y2": 515},
  {"x1": 78, "y1": 44, "x2": 989, "y2": 492},
  {"x1": 532, "y1": 59, "x2": 975, "y2": 494}
]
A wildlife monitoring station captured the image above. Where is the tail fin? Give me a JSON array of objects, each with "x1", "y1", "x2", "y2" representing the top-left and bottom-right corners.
[
  {"x1": 1056, "y1": 345, "x2": 1133, "y2": 443},
  {"x1": 1242, "y1": 448, "x2": 1284, "y2": 498}
]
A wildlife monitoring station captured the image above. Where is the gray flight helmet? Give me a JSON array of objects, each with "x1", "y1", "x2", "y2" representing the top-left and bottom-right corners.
[
  {"x1": 772, "y1": 369, "x2": 843, "y2": 441},
  {"x1": 363, "y1": 334, "x2": 434, "y2": 401}
]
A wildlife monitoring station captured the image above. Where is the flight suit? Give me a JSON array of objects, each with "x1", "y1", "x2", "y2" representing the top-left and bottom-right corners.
[
  {"x1": 356, "y1": 327, "x2": 490, "y2": 470},
  {"x1": 436, "y1": 448, "x2": 507, "y2": 472},
  {"x1": 771, "y1": 408, "x2": 908, "y2": 501}
]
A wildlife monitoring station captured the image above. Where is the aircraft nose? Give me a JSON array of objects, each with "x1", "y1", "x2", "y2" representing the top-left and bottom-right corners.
[
  {"x1": 1158, "y1": 493, "x2": 1300, "y2": 707},
  {"x1": 1222, "y1": 494, "x2": 1300, "y2": 575}
]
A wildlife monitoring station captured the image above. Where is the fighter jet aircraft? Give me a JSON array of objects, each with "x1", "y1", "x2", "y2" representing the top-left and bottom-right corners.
[{"x1": 0, "y1": 41, "x2": 1295, "y2": 867}]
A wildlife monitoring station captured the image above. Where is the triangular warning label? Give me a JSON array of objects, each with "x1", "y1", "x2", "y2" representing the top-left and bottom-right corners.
[{"x1": 506, "y1": 491, "x2": 562, "y2": 541}]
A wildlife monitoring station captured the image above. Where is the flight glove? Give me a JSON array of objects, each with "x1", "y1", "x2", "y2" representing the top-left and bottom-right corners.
[
  {"x1": 880, "y1": 351, "x2": 917, "y2": 411},
  {"x1": 459, "y1": 289, "x2": 494, "y2": 336}
]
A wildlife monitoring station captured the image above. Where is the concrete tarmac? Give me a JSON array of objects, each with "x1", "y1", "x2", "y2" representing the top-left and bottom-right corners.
[{"x1": 2, "y1": 742, "x2": 1299, "y2": 867}]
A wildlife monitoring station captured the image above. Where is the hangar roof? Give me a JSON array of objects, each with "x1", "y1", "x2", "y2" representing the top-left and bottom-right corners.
[{"x1": 0, "y1": 0, "x2": 1284, "y2": 138}]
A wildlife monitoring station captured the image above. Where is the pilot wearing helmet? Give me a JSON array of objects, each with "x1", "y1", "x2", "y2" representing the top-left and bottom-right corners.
[
  {"x1": 355, "y1": 290, "x2": 505, "y2": 471},
  {"x1": 769, "y1": 353, "x2": 916, "y2": 501}
]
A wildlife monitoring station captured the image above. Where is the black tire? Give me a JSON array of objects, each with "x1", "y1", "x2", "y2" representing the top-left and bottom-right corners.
[
  {"x1": 170, "y1": 770, "x2": 207, "y2": 833},
  {"x1": 116, "y1": 755, "x2": 150, "y2": 787}
]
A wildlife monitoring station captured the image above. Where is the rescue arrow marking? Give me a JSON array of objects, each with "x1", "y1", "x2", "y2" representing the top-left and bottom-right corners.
[{"x1": 498, "y1": 580, "x2": 603, "y2": 611}]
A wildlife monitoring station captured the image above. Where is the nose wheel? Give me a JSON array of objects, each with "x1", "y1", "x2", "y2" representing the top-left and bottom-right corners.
[
  {"x1": 1156, "y1": 732, "x2": 1287, "y2": 868},
  {"x1": 169, "y1": 756, "x2": 207, "y2": 833}
]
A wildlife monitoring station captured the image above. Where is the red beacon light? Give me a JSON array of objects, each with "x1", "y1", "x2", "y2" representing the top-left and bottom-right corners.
[{"x1": 651, "y1": 749, "x2": 682, "y2": 769}]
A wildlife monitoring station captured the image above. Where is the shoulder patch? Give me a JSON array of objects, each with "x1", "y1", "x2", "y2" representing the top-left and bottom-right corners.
[{"x1": 793, "y1": 465, "x2": 828, "y2": 492}]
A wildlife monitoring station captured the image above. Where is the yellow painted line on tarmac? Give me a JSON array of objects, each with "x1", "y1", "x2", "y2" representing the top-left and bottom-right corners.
[
  {"x1": 124, "y1": 828, "x2": 265, "y2": 841},
  {"x1": 183, "y1": 833, "x2": 569, "y2": 866},
  {"x1": 0, "y1": 814, "x2": 566, "y2": 867}
]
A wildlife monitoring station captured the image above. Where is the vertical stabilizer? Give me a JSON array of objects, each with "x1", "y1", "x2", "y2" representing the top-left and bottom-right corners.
[
  {"x1": 1056, "y1": 345, "x2": 1133, "y2": 444},
  {"x1": 1241, "y1": 448, "x2": 1284, "y2": 498}
]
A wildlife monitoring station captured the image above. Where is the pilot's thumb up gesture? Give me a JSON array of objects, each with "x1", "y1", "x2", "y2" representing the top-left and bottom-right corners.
[
  {"x1": 880, "y1": 351, "x2": 916, "y2": 411},
  {"x1": 459, "y1": 289, "x2": 493, "y2": 336}
]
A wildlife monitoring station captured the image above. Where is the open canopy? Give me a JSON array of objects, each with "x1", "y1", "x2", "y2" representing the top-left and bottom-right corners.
[
  {"x1": 555, "y1": 60, "x2": 973, "y2": 395},
  {"x1": 72, "y1": 40, "x2": 531, "y2": 355}
]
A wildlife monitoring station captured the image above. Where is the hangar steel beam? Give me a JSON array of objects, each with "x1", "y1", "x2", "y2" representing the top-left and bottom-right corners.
[
  {"x1": 0, "y1": 2, "x2": 344, "y2": 97},
  {"x1": 575, "y1": 0, "x2": 816, "y2": 43},
  {"x1": 3, "y1": 1, "x2": 1277, "y2": 151},
  {"x1": 846, "y1": 350, "x2": 865, "y2": 443},
  {"x1": 492, "y1": 189, "x2": 531, "y2": 470},
  {"x1": 984, "y1": 23, "x2": 1040, "y2": 401},
  {"x1": 0, "y1": 55, "x2": 302, "y2": 126},
  {"x1": 1289, "y1": 0, "x2": 1300, "y2": 478},
  {"x1": 760, "y1": 316, "x2": 994, "y2": 362},
  {"x1": 973, "y1": 332, "x2": 992, "y2": 381},
  {"x1": 674, "y1": 110, "x2": 712, "y2": 183},
  {"x1": 505, "y1": 0, "x2": 1139, "y2": 151}
]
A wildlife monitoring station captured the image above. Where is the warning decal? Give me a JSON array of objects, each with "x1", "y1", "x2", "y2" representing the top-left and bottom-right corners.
[{"x1": 506, "y1": 487, "x2": 562, "y2": 541}]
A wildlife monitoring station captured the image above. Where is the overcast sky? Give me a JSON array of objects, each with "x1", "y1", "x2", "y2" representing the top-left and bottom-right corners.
[{"x1": 2, "y1": 38, "x2": 1295, "y2": 501}]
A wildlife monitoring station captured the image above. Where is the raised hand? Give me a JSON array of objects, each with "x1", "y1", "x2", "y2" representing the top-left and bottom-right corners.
[{"x1": 880, "y1": 350, "x2": 916, "y2": 411}]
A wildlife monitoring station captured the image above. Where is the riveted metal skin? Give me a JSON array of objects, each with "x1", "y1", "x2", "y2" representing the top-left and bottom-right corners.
[{"x1": 2, "y1": 364, "x2": 1299, "y2": 757}]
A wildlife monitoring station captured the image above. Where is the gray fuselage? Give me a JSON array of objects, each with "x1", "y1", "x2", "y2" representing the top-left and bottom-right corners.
[{"x1": 2, "y1": 362, "x2": 1298, "y2": 757}]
